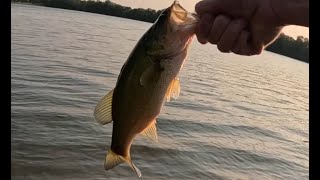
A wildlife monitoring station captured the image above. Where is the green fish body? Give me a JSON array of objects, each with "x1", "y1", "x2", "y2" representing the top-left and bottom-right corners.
[{"x1": 94, "y1": 1, "x2": 198, "y2": 177}]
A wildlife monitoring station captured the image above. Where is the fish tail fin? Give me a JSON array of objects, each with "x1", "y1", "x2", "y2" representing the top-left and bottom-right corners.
[
  {"x1": 104, "y1": 149, "x2": 125, "y2": 170},
  {"x1": 104, "y1": 149, "x2": 142, "y2": 178},
  {"x1": 126, "y1": 157, "x2": 142, "y2": 178}
]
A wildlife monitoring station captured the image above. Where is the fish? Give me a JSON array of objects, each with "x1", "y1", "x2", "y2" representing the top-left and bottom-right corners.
[{"x1": 93, "y1": 1, "x2": 198, "y2": 177}]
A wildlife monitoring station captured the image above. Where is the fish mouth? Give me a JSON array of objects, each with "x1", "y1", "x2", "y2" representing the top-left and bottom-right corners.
[
  {"x1": 146, "y1": 1, "x2": 198, "y2": 58},
  {"x1": 169, "y1": 1, "x2": 199, "y2": 31}
]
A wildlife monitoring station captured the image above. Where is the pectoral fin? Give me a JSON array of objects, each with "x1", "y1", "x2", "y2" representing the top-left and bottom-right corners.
[
  {"x1": 140, "y1": 120, "x2": 158, "y2": 143},
  {"x1": 165, "y1": 77, "x2": 181, "y2": 102},
  {"x1": 94, "y1": 89, "x2": 113, "y2": 125}
]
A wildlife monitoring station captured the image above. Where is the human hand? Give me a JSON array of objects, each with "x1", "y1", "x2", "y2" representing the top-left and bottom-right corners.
[{"x1": 195, "y1": 0, "x2": 285, "y2": 55}]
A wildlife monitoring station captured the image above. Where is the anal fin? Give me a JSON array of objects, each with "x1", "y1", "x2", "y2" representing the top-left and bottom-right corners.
[
  {"x1": 140, "y1": 120, "x2": 158, "y2": 143},
  {"x1": 165, "y1": 77, "x2": 180, "y2": 102},
  {"x1": 94, "y1": 89, "x2": 114, "y2": 125}
]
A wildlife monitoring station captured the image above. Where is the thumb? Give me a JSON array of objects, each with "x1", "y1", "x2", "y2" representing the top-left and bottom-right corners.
[{"x1": 195, "y1": 0, "x2": 256, "y2": 19}]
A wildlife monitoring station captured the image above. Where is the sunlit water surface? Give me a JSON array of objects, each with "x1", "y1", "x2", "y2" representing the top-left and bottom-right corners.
[{"x1": 12, "y1": 3, "x2": 309, "y2": 180}]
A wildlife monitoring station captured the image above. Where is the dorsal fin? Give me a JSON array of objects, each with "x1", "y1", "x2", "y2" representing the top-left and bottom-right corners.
[{"x1": 94, "y1": 89, "x2": 114, "y2": 125}]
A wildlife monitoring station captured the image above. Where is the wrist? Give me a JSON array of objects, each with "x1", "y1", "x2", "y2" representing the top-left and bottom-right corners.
[{"x1": 270, "y1": 0, "x2": 309, "y2": 27}]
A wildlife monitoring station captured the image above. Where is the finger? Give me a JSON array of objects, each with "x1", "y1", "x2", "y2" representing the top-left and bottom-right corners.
[
  {"x1": 248, "y1": 38, "x2": 264, "y2": 55},
  {"x1": 231, "y1": 31, "x2": 262, "y2": 56},
  {"x1": 207, "y1": 15, "x2": 231, "y2": 45},
  {"x1": 231, "y1": 30, "x2": 251, "y2": 55},
  {"x1": 195, "y1": 0, "x2": 256, "y2": 18},
  {"x1": 195, "y1": 14, "x2": 215, "y2": 44},
  {"x1": 251, "y1": 42, "x2": 264, "y2": 55},
  {"x1": 195, "y1": 0, "x2": 234, "y2": 15},
  {"x1": 217, "y1": 18, "x2": 247, "y2": 53}
]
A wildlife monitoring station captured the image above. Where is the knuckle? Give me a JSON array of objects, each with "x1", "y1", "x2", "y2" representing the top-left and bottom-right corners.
[
  {"x1": 215, "y1": 15, "x2": 230, "y2": 25},
  {"x1": 239, "y1": 0, "x2": 257, "y2": 17},
  {"x1": 234, "y1": 18, "x2": 247, "y2": 28},
  {"x1": 200, "y1": 14, "x2": 213, "y2": 25},
  {"x1": 229, "y1": 20, "x2": 246, "y2": 34}
]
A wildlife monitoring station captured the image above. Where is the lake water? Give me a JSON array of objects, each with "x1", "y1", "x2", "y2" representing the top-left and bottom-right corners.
[{"x1": 11, "y1": 3, "x2": 309, "y2": 180}]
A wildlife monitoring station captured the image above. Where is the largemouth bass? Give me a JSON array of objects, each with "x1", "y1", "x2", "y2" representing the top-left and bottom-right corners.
[{"x1": 94, "y1": 1, "x2": 198, "y2": 177}]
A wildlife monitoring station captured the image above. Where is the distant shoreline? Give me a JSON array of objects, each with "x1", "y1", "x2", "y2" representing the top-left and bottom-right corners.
[
  {"x1": 11, "y1": 1, "x2": 309, "y2": 63},
  {"x1": 12, "y1": 2, "x2": 43, "y2": 6}
]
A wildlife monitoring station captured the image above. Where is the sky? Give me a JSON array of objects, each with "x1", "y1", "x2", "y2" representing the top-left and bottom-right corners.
[{"x1": 112, "y1": 0, "x2": 309, "y2": 39}]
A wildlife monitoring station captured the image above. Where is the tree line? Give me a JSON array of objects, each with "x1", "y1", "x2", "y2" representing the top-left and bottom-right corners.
[
  {"x1": 266, "y1": 33, "x2": 309, "y2": 63},
  {"x1": 12, "y1": 0, "x2": 309, "y2": 63}
]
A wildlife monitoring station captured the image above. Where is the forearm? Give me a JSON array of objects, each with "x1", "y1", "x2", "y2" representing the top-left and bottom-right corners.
[{"x1": 271, "y1": 0, "x2": 309, "y2": 27}]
